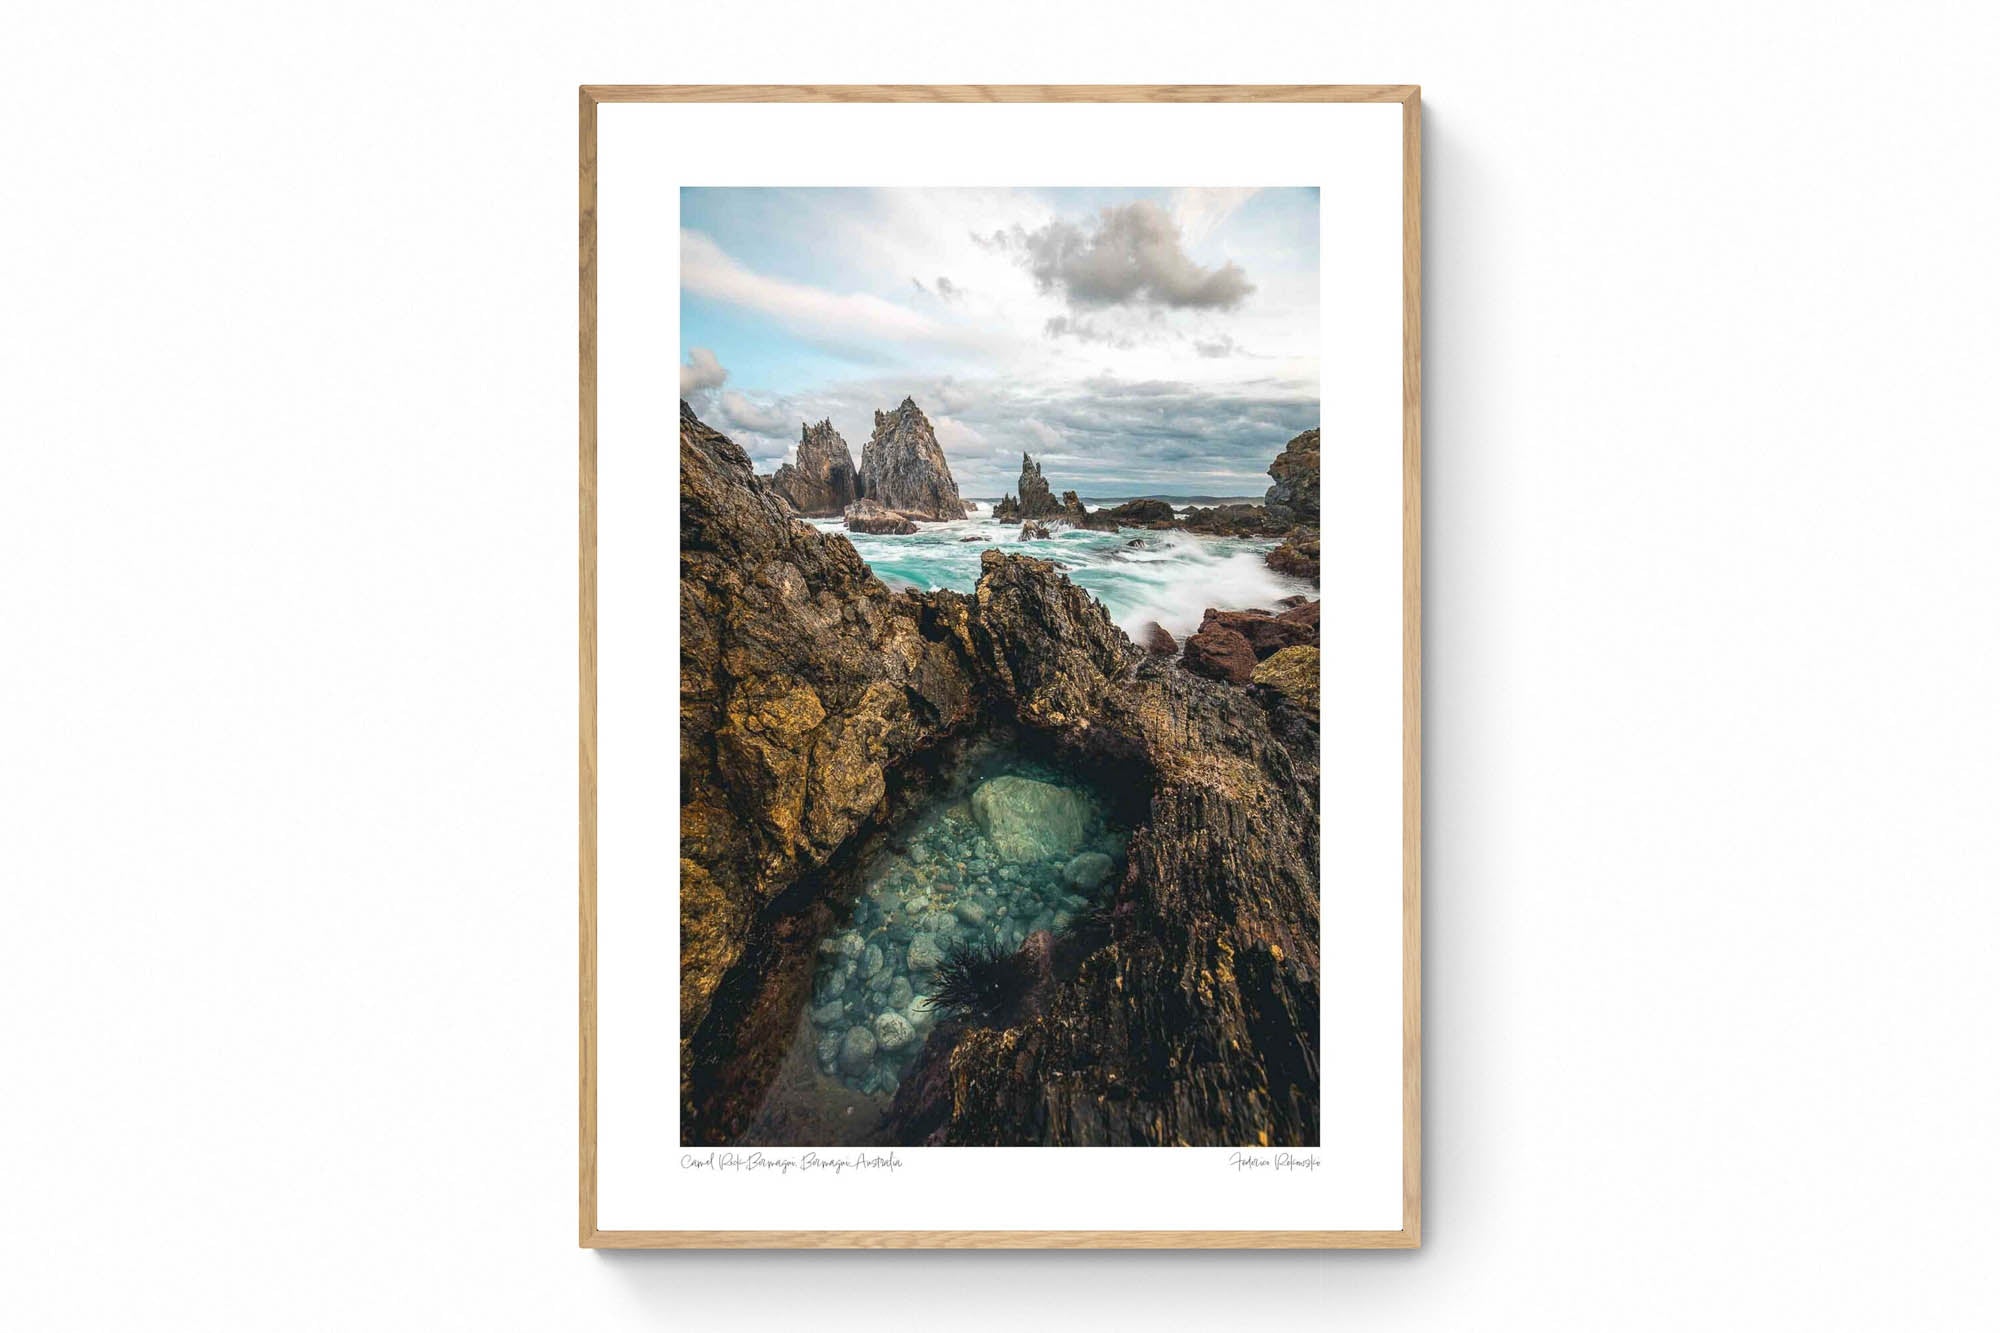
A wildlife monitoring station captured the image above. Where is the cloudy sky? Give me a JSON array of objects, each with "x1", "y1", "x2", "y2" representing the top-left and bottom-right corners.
[{"x1": 679, "y1": 186, "x2": 1318, "y2": 497}]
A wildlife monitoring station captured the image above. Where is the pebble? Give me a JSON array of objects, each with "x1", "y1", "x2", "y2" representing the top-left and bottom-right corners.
[
  {"x1": 1063, "y1": 851, "x2": 1114, "y2": 890},
  {"x1": 811, "y1": 999, "x2": 846, "y2": 1026},
  {"x1": 907, "y1": 932, "x2": 944, "y2": 972},
  {"x1": 874, "y1": 1011, "x2": 915, "y2": 1052},
  {"x1": 838, "y1": 1025, "x2": 878, "y2": 1073}
]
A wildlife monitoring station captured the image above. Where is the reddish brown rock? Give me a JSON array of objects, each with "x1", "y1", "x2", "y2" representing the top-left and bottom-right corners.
[
  {"x1": 1266, "y1": 532, "x2": 1320, "y2": 580},
  {"x1": 1198, "y1": 603, "x2": 1318, "y2": 660},
  {"x1": 1139, "y1": 621, "x2": 1178, "y2": 656},
  {"x1": 1182, "y1": 623, "x2": 1258, "y2": 684}
]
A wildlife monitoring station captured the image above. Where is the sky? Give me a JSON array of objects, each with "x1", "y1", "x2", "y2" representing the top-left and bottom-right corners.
[{"x1": 679, "y1": 186, "x2": 1319, "y2": 497}]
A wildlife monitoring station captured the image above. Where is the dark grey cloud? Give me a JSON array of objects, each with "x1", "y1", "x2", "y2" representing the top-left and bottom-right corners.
[{"x1": 985, "y1": 201, "x2": 1255, "y2": 312}]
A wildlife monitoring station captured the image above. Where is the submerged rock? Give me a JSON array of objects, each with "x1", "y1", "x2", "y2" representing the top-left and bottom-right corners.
[
  {"x1": 1063, "y1": 851, "x2": 1114, "y2": 889},
  {"x1": 1020, "y1": 521, "x2": 1051, "y2": 540},
  {"x1": 970, "y1": 775, "x2": 1088, "y2": 863},
  {"x1": 907, "y1": 932, "x2": 945, "y2": 972},
  {"x1": 838, "y1": 1025, "x2": 878, "y2": 1073},
  {"x1": 858, "y1": 397, "x2": 967, "y2": 520},
  {"x1": 843, "y1": 498, "x2": 919, "y2": 534},
  {"x1": 768, "y1": 419, "x2": 860, "y2": 516},
  {"x1": 873, "y1": 1010, "x2": 915, "y2": 1052}
]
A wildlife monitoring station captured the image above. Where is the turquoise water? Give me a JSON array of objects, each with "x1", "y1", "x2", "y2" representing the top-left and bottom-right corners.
[
  {"x1": 812, "y1": 501, "x2": 1313, "y2": 640},
  {"x1": 756, "y1": 744, "x2": 1129, "y2": 1126}
]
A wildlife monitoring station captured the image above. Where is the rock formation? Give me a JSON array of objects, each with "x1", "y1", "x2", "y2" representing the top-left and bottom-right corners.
[
  {"x1": 678, "y1": 400, "x2": 1320, "y2": 1148},
  {"x1": 678, "y1": 402, "x2": 975, "y2": 1115},
  {"x1": 1252, "y1": 646, "x2": 1320, "y2": 717},
  {"x1": 1097, "y1": 498, "x2": 1177, "y2": 528},
  {"x1": 995, "y1": 453, "x2": 1061, "y2": 522},
  {"x1": 1264, "y1": 428, "x2": 1320, "y2": 525},
  {"x1": 1266, "y1": 533, "x2": 1320, "y2": 580},
  {"x1": 1180, "y1": 603, "x2": 1319, "y2": 686},
  {"x1": 843, "y1": 498, "x2": 918, "y2": 534},
  {"x1": 768, "y1": 419, "x2": 860, "y2": 516},
  {"x1": 1180, "y1": 502, "x2": 1293, "y2": 538},
  {"x1": 1020, "y1": 521, "x2": 1051, "y2": 540},
  {"x1": 858, "y1": 397, "x2": 967, "y2": 520}
]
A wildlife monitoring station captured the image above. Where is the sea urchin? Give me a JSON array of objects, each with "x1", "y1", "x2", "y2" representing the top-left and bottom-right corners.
[{"x1": 925, "y1": 938, "x2": 1032, "y2": 1027}]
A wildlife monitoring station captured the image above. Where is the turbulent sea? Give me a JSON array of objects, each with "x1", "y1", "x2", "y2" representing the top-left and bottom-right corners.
[{"x1": 809, "y1": 499, "x2": 1311, "y2": 640}]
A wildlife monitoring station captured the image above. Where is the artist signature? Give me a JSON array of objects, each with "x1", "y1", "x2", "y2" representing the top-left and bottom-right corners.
[
  {"x1": 1226, "y1": 1151, "x2": 1322, "y2": 1173},
  {"x1": 679, "y1": 1150, "x2": 905, "y2": 1176}
]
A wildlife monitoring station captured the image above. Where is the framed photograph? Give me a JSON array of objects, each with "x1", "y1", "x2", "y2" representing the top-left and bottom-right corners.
[{"x1": 580, "y1": 84, "x2": 1420, "y2": 1248}]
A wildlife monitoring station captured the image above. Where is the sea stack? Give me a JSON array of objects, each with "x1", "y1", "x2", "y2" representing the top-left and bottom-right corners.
[
  {"x1": 997, "y1": 453, "x2": 1061, "y2": 521},
  {"x1": 768, "y1": 419, "x2": 859, "y2": 516},
  {"x1": 858, "y1": 397, "x2": 967, "y2": 521}
]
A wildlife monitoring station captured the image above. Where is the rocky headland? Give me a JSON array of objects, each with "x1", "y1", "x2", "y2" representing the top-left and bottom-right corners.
[{"x1": 678, "y1": 401, "x2": 1321, "y2": 1148}]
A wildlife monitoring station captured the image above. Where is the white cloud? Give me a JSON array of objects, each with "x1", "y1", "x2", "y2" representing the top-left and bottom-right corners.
[
  {"x1": 682, "y1": 229, "x2": 947, "y2": 347},
  {"x1": 1172, "y1": 187, "x2": 1261, "y2": 247},
  {"x1": 719, "y1": 390, "x2": 789, "y2": 434},
  {"x1": 931, "y1": 414, "x2": 987, "y2": 453},
  {"x1": 680, "y1": 346, "x2": 727, "y2": 396}
]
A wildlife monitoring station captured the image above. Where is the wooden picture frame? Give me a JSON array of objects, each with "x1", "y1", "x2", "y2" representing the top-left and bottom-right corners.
[{"x1": 579, "y1": 84, "x2": 1421, "y2": 1249}]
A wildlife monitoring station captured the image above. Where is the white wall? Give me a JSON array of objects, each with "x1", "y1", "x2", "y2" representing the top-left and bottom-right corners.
[{"x1": 3, "y1": 2, "x2": 1996, "y2": 1328}]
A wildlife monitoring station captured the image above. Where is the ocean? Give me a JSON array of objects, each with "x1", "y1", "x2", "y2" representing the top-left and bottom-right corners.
[{"x1": 809, "y1": 499, "x2": 1311, "y2": 640}]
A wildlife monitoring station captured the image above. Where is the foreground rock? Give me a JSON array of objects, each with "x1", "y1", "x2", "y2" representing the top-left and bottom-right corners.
[
  {"x1": 768, "y1": 419, "x2": 860, "y2": 516},
  {"x1": 889, "y1": 551, "x2": 1320, "y2": 1147},
  {"x1": 1181, "y1": 621, "x2": 1258, "y2": 684},
  {"x1": 1179, "y1": 601, "x2": 1319, "y2": 686},
  {"x1": 859, "y1": 397, "x2": 967, "y2": 520},
  {"x1": 843, "y1": 498, "x2": 918, "y2": 534},
  {"x1": 678, "y1": 401, "x2": 976, "y2": 1135},
  {"x1": 679, "y1": 401, "x2": 1319, "y2": 1148},
  {"x1": 1253, "y1": 646, "x2": 1320, "y2": 717},
  {"x1": 1197, "y1": 602, "x2": 1319, "y2": 659}
]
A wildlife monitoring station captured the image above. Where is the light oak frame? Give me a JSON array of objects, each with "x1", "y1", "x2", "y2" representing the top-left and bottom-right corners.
[{"x1": 579, "y1": 83, "x2": 1422, "y2": 1249}]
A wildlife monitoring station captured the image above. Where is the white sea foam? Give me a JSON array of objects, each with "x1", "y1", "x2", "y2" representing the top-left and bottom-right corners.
[{"x1": 810, "y1": 515, "x2": 1312, "y2": 641}]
